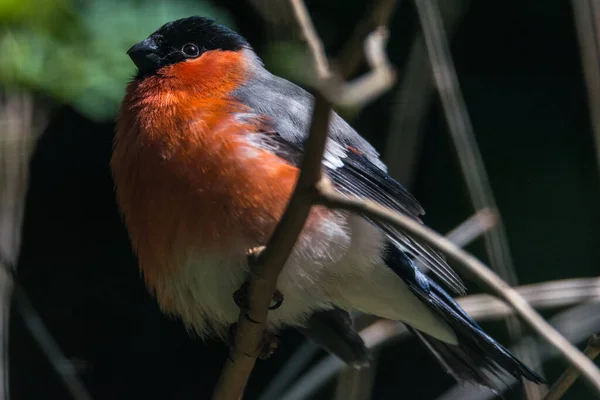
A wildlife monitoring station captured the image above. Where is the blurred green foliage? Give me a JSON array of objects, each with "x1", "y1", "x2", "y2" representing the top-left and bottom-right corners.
[{"x1": 0, "y1": 0, "x2": 233, "y2": 120}]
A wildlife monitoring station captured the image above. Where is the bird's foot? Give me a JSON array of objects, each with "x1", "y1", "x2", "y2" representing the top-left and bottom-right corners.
[
  {"x1": 227, "y1": 323, "x2": 280, "y2": 360},
  {"x1": 233, "y1": 281, "x2": 284, "y2": 311},
  {"x1": 258, "y1": 330, "x2": 279, "y2": 359}
]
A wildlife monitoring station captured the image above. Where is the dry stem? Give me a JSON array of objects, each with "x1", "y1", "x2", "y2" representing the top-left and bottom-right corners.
[
  {"x1": 314, "y1": 183, "x2": 600, "y2": 393},
  {"x1": 543, "y1": 334, "x2": 600, "y2": 400}
]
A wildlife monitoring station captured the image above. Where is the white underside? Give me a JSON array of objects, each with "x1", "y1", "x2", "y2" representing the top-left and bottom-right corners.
[{"x1": 156, "y1": 211, "x2": 458, "y2": 345}]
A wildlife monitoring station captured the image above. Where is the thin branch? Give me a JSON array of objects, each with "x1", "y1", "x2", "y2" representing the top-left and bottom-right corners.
[
  {"x1": 543, "y1": 334, "x2": 600, "y2": 400},
  {"x1": 445, "y1": 208, "x2": 496, "y2": 246},
  {"x1": 383, "y1": 0, "x2": 470, "y2": 185},
  {"x1": 212, "y1": 93, "x2": 332, "y2": 400},
  {"x1": 456, "y1": 277, "x2": 600, "y2": 321},
  {"x1": 571, "y1": 0, "x2": 600, "y2": 175},
  {"x1": 314, "y1": 183, "x2": 600, "y2": 393},
  {"x1": 335, "y1": 0, "x2": 400, "y2": 78},
  {"x1": 329, "y1": 28, "x2": 396, "y2": 108},
  {"x1": 0, "y1": 92, "x2": 84, "y2": 400},
  {"x1": 1, "y1": 266, "x2": 92, "y2": 400},
  {"x1": 413, "y1": 0, "x2": 545, "y2": 396},
  {"x1": 289, "y1": 0, "x2": 331, "y2": 80}
]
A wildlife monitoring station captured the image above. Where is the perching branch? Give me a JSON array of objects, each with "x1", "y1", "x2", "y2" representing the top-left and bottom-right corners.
[
  {"x1": 212, "y1": 2, "x2": 399, "y2": 398},
  {"x1": 543, "y1": 334, "x2": 600, "y2": 400},
  {"x1": 314, "y1": 184, "x2": 600, "y2": 393},
  {"x1": 212, "y1": 92, "x2": 332, "y2": 400}
]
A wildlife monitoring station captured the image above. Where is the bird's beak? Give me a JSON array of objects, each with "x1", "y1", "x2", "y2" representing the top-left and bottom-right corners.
[{"x1": 127, "y1": 37, "x2": 161, "y2": 74}]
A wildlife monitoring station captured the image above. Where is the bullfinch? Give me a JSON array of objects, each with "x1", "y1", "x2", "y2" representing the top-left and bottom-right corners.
[{"x1": 111, "y1": 16, "x2": 544, "y2": 390}]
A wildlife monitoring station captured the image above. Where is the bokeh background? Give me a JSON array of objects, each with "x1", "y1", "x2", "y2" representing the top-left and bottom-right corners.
[{"x1": 1, "y1": 0, "x2": 599, "y2": 399}]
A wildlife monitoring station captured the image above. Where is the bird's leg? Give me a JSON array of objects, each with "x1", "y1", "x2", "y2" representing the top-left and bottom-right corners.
[
  {"x1": 227, "y1": 323, "x2": 280, "y2": 360},
  {"x1": 233, "y1": 282, "x2": 251, "y2": 310},
  {"x1": 227, "y1": 246, "x2": 284, "y2": 359}
]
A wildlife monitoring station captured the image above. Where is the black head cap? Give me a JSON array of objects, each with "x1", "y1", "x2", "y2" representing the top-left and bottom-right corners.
[{"x1": 127, "y1": 16, "x2": 249, "y2": 77}]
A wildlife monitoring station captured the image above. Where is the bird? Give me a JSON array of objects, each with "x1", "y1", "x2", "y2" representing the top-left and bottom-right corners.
[{"x1": 111, "y1": 16, "x2": 544, "y2": 390}]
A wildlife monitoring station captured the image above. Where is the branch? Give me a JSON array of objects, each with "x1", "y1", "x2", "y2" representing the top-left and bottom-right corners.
[
  {"x1": 336, "y1": 0, "x2": 400, "y2": 78},
  {"x1": 328, "y1": 28, "x2": 396, "y2": 108},
  {"x1": 212, "y1": 93, "x2": 332, "y2": 400},
  {"x1": 543, "y1": 334, "x2": 600, "y2": 400},
  {"x1": 571, "y1": 0, "x2": 600, "y2": 176},
  {"x1": 288, "y1": 0, "x2": 331, "y2": 80},
  {"x1": 456, "y1": 277, "x2": 600, "y2": 321},
  {"x1": 382, "y1": 0, "x2": 469, "y2": 185},
  {"x1": 333, "y1": 207, "x2": 496, "y2": 400},
  {"x1": 314, "y1": 183, "x2": 600, "y2": 394},
  {"x1": 6, "y1": 269, "x2": 92, "y2": 400},
  {"x1": 0, "y1": 93, "x2": 91, "y2": 400}
]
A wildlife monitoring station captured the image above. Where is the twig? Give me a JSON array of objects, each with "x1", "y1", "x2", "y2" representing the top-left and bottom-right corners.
[
  {"x1": 1, "y1": 265, "x2": 92, "y2": 400},
  {"x1": 383, "y1": 0, "x2": 470, "y2": 185},
  {"x1": 280, "y1": 293, "x2": 600, "y2": 400},
  {"x1": 329, "y1": 28, "x2": 396, "y2": 108},
  {"x1": 288, "y1": 0, "x2": 331, "y2": 80},
  {"x1": 290, "y1": 0, "x2": 396, "y2": 106},
  {"x1": 212, "y1": 93, "x2": 332, "y2": 400},
  {"x1": 445, "y1": 208, "x2": 497, "y2": 246},
  {"x1": 335, "y1": 0, "x2": 400, "y2": 78},
  {"x1": 314, "y1": 183, "x2": 600, "y2": 393},
  {"x1": 457, "y1": 277, "x2": 600, "y2": 321},
  {"x1": 543, "y1": 334, "x2": 600, "y2": 400},
  {"x1": 0, "y1": 93, "x2": 84, "y2": 400},
  {"x1": 413, "y1": 0, "x2": 545, "y2": 396},
  {"x1": 571, "y1": 0, "x2": 600, "y2": 175}
]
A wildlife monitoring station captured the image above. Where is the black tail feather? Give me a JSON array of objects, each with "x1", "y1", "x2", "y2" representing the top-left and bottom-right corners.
[
  {"x1": 409, "y1": 326, "x2": 508, "y2": 393},
  {"x1": 384, "y1": 243, "x2": 545, "y2": 389}
]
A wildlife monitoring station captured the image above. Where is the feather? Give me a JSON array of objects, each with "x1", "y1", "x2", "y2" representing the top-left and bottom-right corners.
[{"x1": 383, "y1": 243, "x2": 545, "y2": 387}]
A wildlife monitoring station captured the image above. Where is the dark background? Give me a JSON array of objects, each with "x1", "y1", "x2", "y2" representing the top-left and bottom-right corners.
[{"x1": 7, "y1": 0, "x2": 600, "y2": 399}]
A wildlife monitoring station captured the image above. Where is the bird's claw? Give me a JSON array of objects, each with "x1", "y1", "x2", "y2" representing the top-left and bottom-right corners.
[
  {"x1": 233, "y1": 281, "x2": 284, "y2": 311},
  {"x1": 233, "y1": 281, "x2": 250, "y2": 309},
  {"x1": 268, "y1": 290, "x2": 284, "y2": 310}
]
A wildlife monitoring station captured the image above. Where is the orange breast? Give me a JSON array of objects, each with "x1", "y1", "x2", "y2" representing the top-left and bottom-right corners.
[{"x1": 111, "y1": 50, "x2": 302, "y2": 301}]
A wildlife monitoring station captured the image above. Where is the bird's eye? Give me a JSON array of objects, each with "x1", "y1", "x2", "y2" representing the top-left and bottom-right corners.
[{"x1": 181, "y1": 43, "x2": 200, "y2": 58}]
